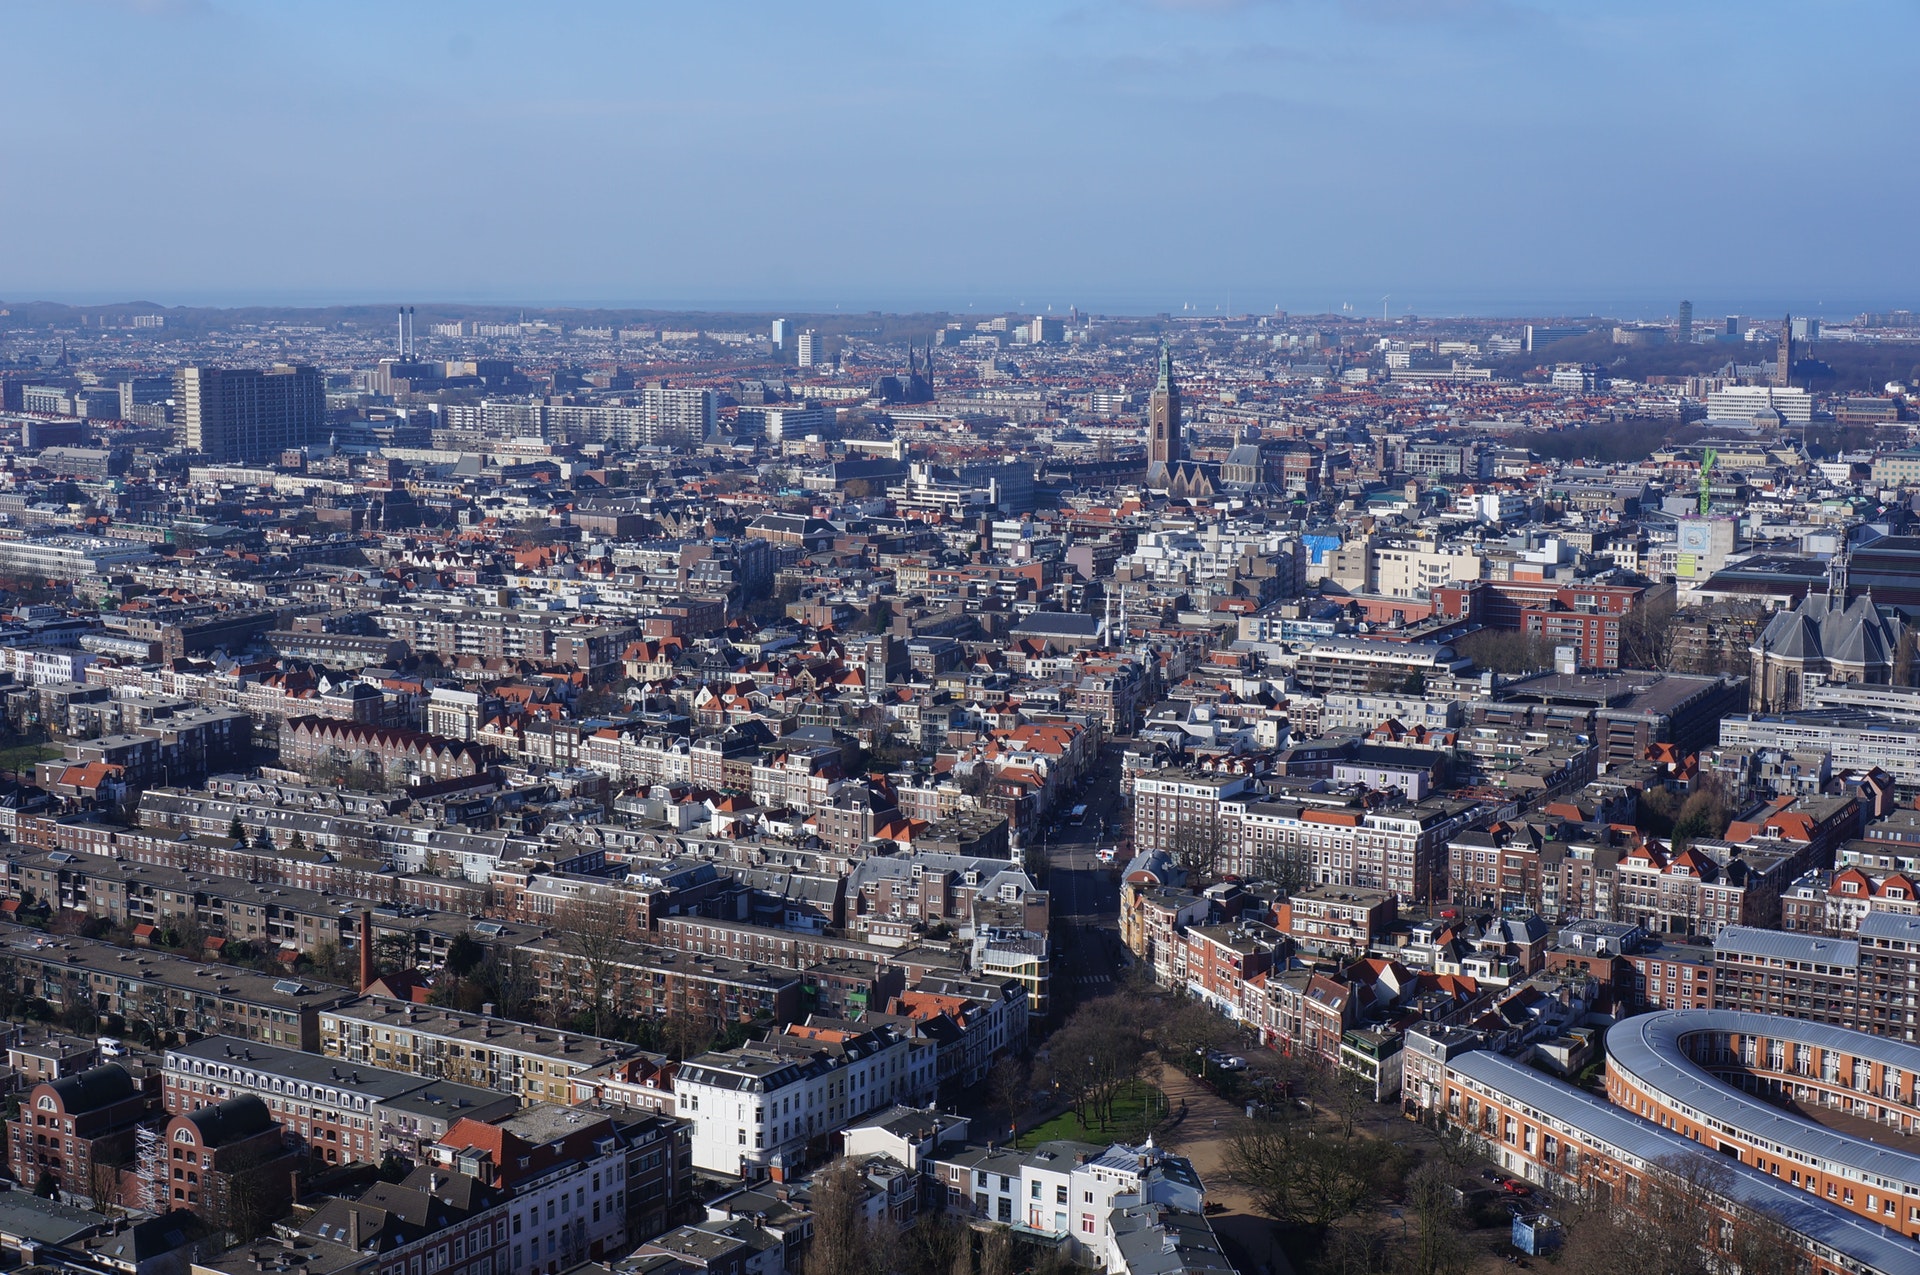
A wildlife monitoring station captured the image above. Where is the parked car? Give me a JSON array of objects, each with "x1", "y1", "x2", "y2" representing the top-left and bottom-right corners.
[
  {"x1": 1215, "y1": 1055, "x2": 1248, "y2": 1071},
  {"x1": 1501, "y1": 1181, "x2": 1533, "y2": 1198}
]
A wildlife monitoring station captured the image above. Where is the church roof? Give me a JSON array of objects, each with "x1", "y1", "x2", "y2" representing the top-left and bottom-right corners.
[{"x1": 1756, "y1": 589, "x2": 1898, "y2": 670}]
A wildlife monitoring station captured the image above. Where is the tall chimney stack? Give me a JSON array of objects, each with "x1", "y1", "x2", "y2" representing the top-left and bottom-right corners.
[
  {"x1": 397, "y1": 309, "x2": 405, "y2": 358},
  {"x1": 359, "y1": 910, "x2": 375, "y2": 992}
]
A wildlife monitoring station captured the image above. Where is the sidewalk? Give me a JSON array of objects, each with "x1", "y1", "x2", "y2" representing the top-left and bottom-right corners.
[{"x1": 1149, "y1": 1058, "x2": 1295, "y2": 1275}]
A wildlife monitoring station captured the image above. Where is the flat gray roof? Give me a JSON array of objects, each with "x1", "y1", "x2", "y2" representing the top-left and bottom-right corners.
[{"x1": 1715, "y1": 925, "x2": 1859, "y2": 967}]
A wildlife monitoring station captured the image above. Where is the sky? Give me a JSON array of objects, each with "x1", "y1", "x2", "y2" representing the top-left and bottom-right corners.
[{"x1": 2, "y1": 0, "x2": 1916, "y2": 318}]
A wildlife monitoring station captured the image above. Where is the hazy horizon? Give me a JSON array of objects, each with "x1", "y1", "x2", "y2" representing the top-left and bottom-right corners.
[
  {"x1": 1, "y1": 286, "x2": 1903, "y2": 326},
  {"x1": 5, "y1": 1, "x2": 1916, "y2": 314}
]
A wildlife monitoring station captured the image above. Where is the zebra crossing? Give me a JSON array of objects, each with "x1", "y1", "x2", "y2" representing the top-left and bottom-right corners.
[{"x1": 1074, "y1": 973, "x2": 1112, "y2": 987}]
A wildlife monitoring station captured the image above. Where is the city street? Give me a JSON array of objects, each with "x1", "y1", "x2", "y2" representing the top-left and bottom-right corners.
[{"x1": 1042, "y1": 741, "x2": 1130, "y2": 1011}]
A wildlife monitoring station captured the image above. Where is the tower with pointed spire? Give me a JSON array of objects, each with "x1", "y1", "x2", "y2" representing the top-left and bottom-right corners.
[{"x1": 1145, "y1": 343, "x2": 1182, "y2": 486}]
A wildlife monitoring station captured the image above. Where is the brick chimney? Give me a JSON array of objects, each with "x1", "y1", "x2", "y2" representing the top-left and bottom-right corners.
[{"x1": 359, "y1": 911, "x2": 375, "y2": 992}]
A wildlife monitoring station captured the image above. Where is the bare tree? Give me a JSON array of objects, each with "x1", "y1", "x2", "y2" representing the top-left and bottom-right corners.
[
  {"x1": 89, "y1": 1157, "x2": 121, "y2": 1217},
  {"x1": 978, "y1": 1226, "x2": 1010, "y2": 1275},
  {"x1": 1228, "y1": 1115, "x2": 1411, "y2": 1233},
  {"x1": 1403, "y1": 1161, "x2": 1471, "y2": 1275},
  {"x1": 803, "y1": 1161, "x2": 868, "y2": 1275},
  {"x1": 1558, "y1": 1152, "x2": 1729, "y2": 1275},
  {"x1": 483, "y1": 944, "x2": 538, "y2": 1022},
  {"x1": 988, "y1": 1056, "x2": 1031, "y2": 1126},
  {"x1": 1165, "y1": 817, "x2": 1225, "y2": 883},
  {"x1": 553, "y1": 894, "x2": 634, "y2": 1038},
  {"x1": 1047, "y1": 999, "x2": 1151, "y2": 1132},
  {"x1": 1244, "y1": 843, "x2": 1310, "y2": 895}
]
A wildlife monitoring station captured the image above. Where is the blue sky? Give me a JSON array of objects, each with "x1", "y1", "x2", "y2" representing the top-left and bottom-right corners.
[{"x1": 3, "y1": 0, "x2": 1915, "y2": 317}]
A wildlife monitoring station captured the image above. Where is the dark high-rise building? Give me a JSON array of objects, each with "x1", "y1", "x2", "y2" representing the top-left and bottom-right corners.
[
  {"x1": 1145, "y1": 343, "x2": 1181, "y2": 485},
  {"x1": 1777, "y1": 313, "x2": 1793, "y2": 387},
  {"x1": 175, "y1": 365, "x2": 325, "y2": 463},
  {"x1": 1677, "y1": 299, "x2": 1692, "y2": 345}
]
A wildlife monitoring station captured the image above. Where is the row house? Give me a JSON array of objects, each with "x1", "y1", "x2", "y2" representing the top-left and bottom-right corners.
[
  {"x1": 1538, "y1": 839, "x2": 1621, "y2": 922},
  {"x1": 581, "y1": 731, "x2": 694, "y2": 788},
  {"x1": 811, "y1": 782, "x2": 901, "y2": 853},
  {"x1": 1178, "y1": 923, "x2": 1282, "y2": 1024},
  {"x1": 929, "y1": 1139, "x2": 1202, "y2": 1265},
  {"x1": 318, "y1": 998, "x2": 646, "y2": 1107},
  {"x1": 843, "y1": 853, "x2": 1045, "y2": 944},
  {"x1": 673, "y1": 1019, "x2": 930, "y2": 1178},
  {"x1": 1449, "y1": 822, "x2": 1549, "y2": 914},
  {"x1": 1068, "y1": 659, "x2": 1145, "y2": 734},
  {"x1": 748, "y1": 746, "x2": 843, "y2": 813},
  {"x1": 689, "y1": 728, "x2": 765, "y2": 791},
  {"x1": 431, "y1": 1105, "x2": 634, "y2": 1275},
  {"x1": 1279, "y1": 885, "x2": 1398, "y2": 960},
  {"x1": 1124, "y1": 886, "x2": 1208, "y2": 984},
  {"x1": 162, "y1": 1035, "x2": 518, "y2": 1166},
  {"x1": 1131, "y1": 770, "x2": 1255, "y2": 854},
  {"x1": 1781, "y1": 866, "x2": 1920, "y2": 935},
  {"x1": 512, "y1": 933, "x2": 806, "y2": 1036},
  {"x1": 282, "y1": 716, "x2": 496, "y2": 782},
  {"x1": 1612, "y1": 836, "x2": 1809, "y2": 939},
  {"x1": 654, "y1": 915, "x2": 892, "y2": 970},
  {"x1": 1265, "y1": 970, "x2": 1356, "y2": 1068},
  {"x1": 1226, "y1": 795, "x2": 1493, "y2": 905},
  {"x1": 1, "y1": 847, "x2": 365, "y2": 957},
  {"x1": 5, "y1": 1063, "x2": 154, "y2": 1207},
  {"x1": 0, "y1": 925, "x2": 348, "y2": 1049},
  {"x1": 95, "y1": 821, "x2": 491, "y2": 914},
  {"x1": 154, "y1": 1095, "x2": 301, "y2": 1223},
  {"x1": 878, "y1": 975, "x2": 1030, "y2": 1092}
]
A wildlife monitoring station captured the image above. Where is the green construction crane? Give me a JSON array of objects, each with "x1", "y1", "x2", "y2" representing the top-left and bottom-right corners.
[{"x1": 1699, "y1": 448, "x2": 1717, "y2": 516}]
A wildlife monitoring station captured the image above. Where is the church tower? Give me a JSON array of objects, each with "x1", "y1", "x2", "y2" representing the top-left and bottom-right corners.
[{"x1": 1146, "y1": 343, "x2": 1181, "y2": 485}]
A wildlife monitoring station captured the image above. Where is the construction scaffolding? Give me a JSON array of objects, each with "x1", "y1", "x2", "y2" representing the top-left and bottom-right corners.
[{"x1": 134, "y1": 1121, "x2": 168, "y2": 1214}]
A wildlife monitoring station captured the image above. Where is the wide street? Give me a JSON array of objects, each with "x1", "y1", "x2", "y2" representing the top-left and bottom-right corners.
[{"x1": 1039, "y1": 740, "x2": 1131, "y2": 1011}]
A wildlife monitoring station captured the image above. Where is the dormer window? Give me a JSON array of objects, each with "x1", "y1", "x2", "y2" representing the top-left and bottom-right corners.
[{"x1": 1844, "y1": 882, "x2": 1861, "y2": 895}]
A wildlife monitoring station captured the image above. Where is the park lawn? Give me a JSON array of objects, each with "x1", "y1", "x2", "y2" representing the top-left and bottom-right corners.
[
  {"x1": 0, "y1": 743, "x2": 59, "y2": 773},
  {"x1": 1019, "y1": 1080, "x2": 1167, "y2": 1149}
]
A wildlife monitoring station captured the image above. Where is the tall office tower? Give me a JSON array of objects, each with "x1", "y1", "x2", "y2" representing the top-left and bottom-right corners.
[
  {"x1": 174, "y1": 365, "x2": 325, "y2": 463},
  {"x1": 796, "y1": 329, "x2": 821, "y2": 368},
  {"x1": 771, "y1": 318, "x2": 789, "y2": 352},
  {"x1": 639, "y1": 386, "x2": 718, "y2": 446},
  {"x1": 1145, "y1": 344, "x2": 1182, "y2": 483},
  {"x1": 1777, "y1": 314, "x2": 1793, "y2": 387},
  {"x1": 1677, "y1": 300, "x2": 1693, "y2": 344}
]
